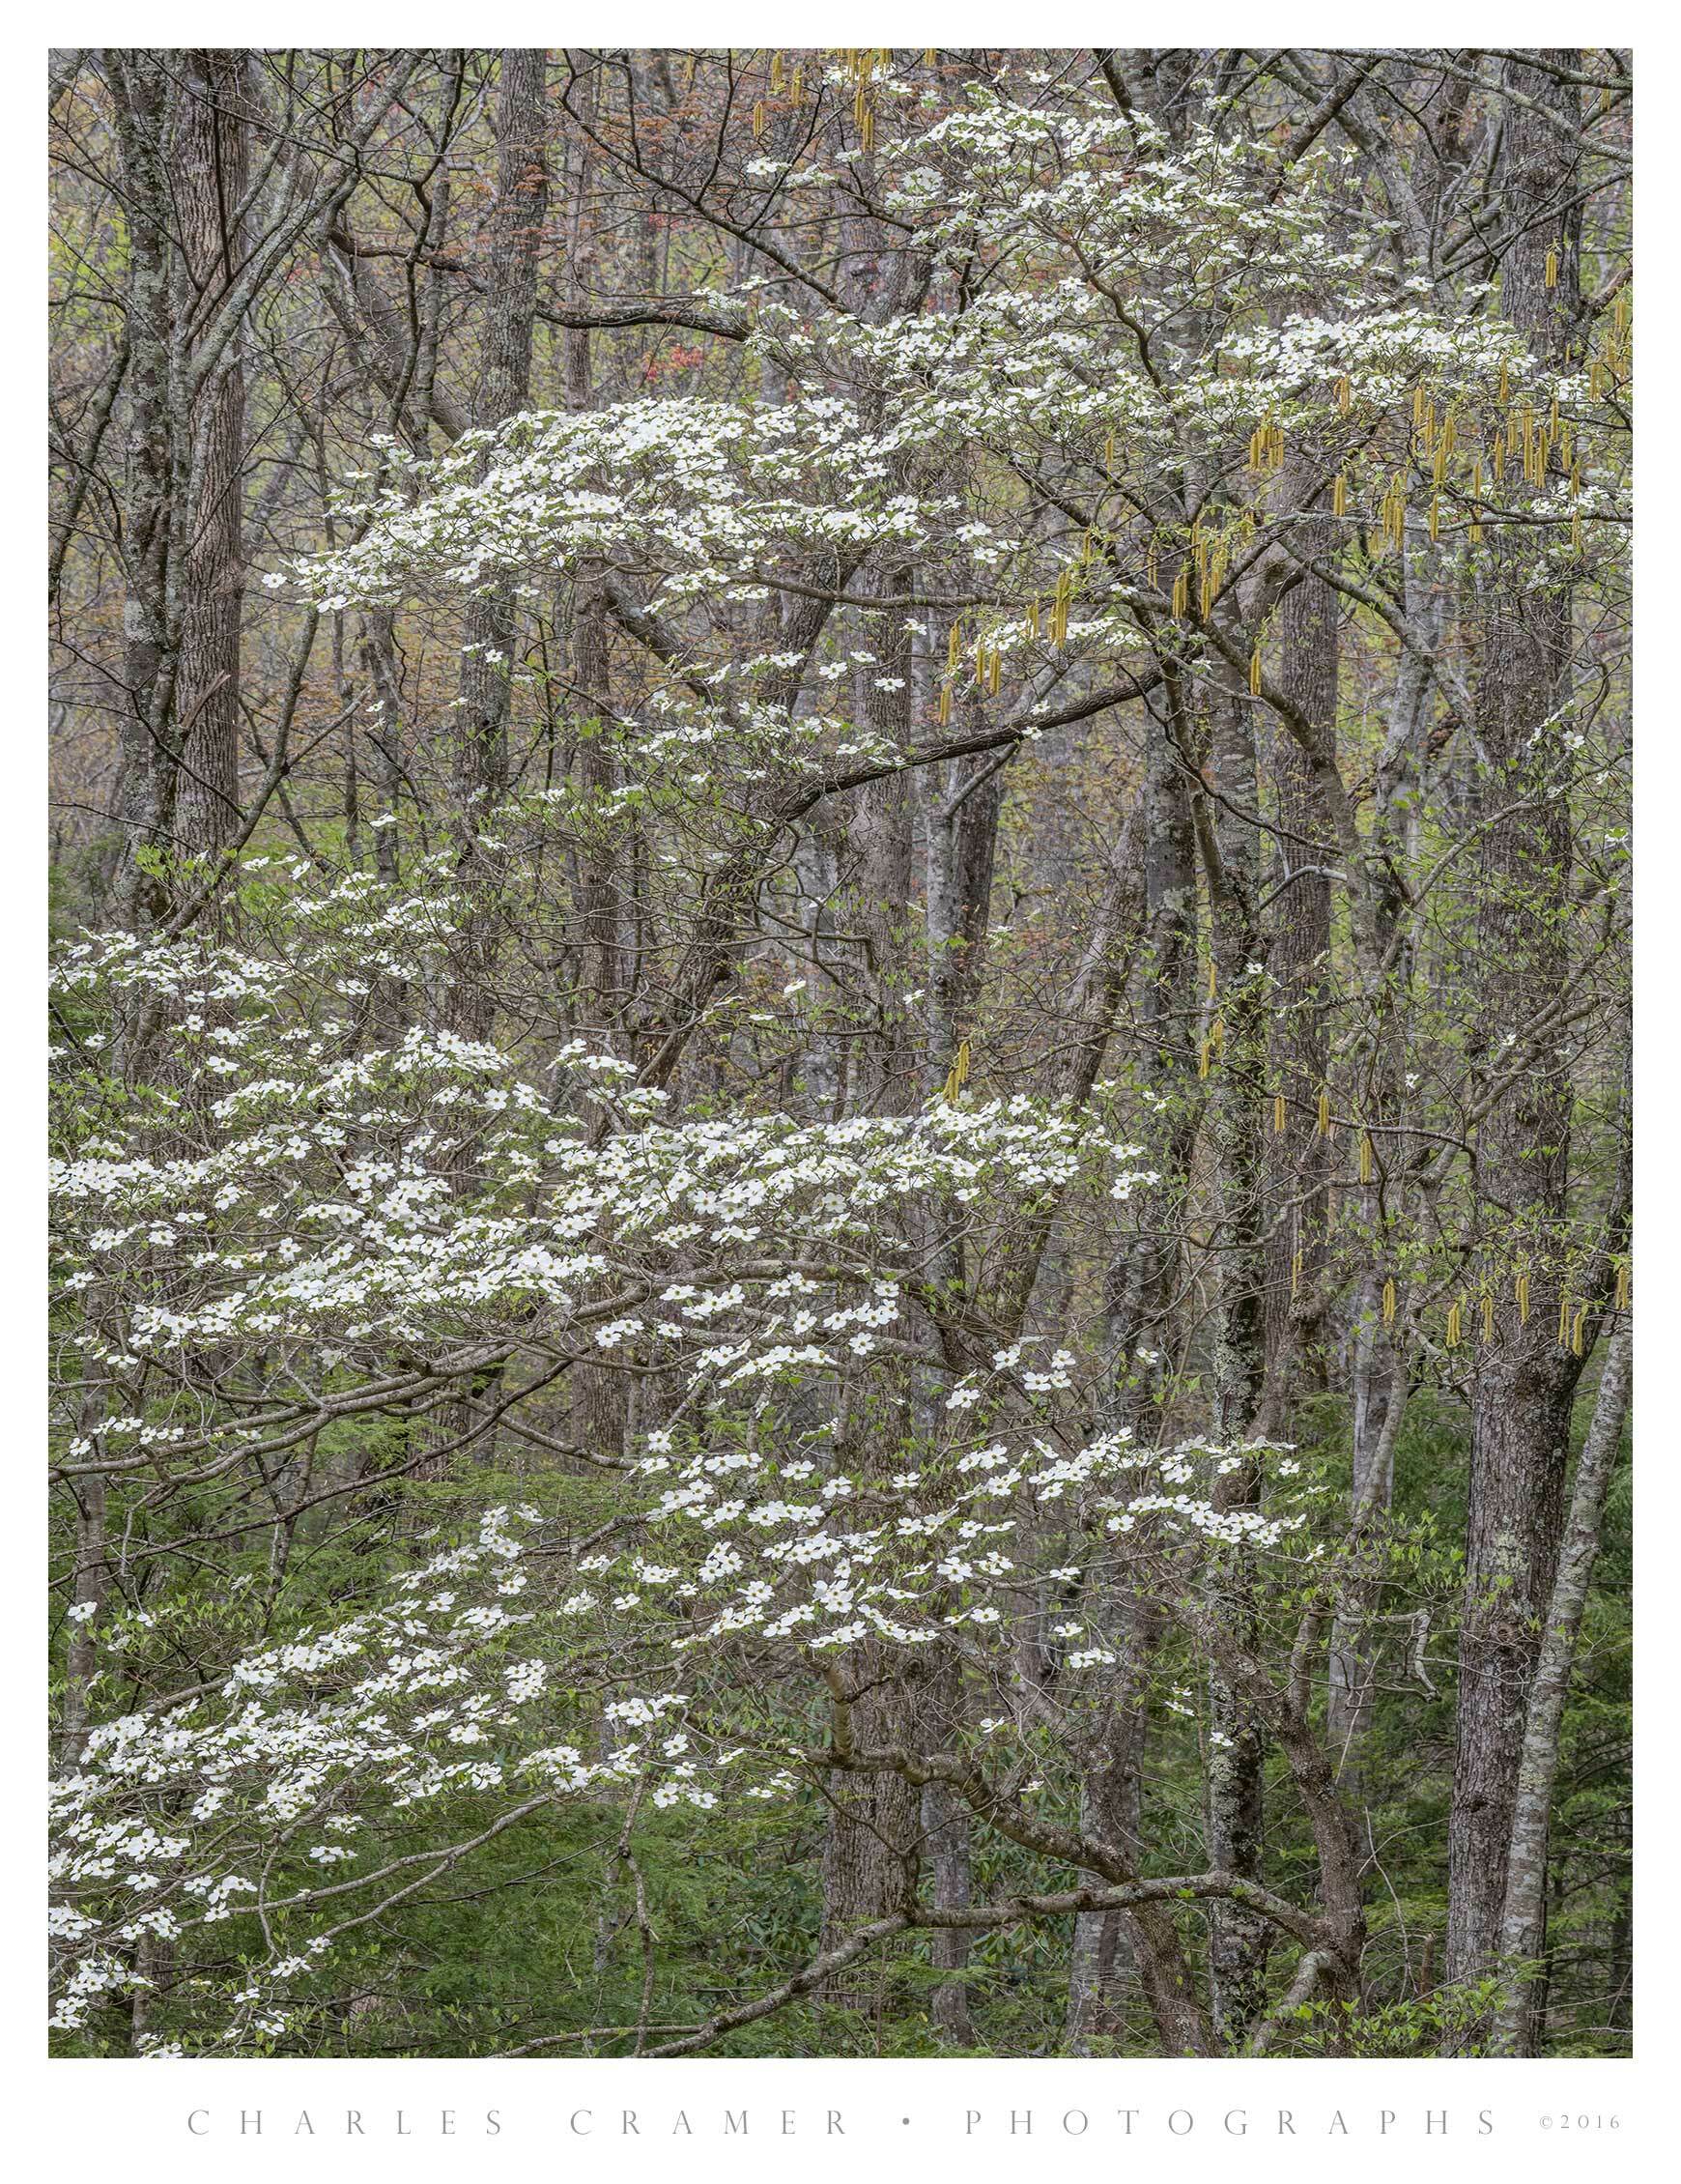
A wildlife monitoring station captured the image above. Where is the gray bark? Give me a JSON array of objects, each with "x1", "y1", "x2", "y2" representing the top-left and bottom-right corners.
[
  {"x1": 1492, "y1": 1327, "x2": 1632, "y2": 2053},
  {"x1": 174, "y1": 51, "x2": 251, "y2": 859},
  {"x1": 1448, "y1": 46, "x2": 1587, "y2": 2003}
]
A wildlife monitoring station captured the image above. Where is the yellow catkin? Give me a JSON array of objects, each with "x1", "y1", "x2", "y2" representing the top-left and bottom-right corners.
[
  {"x1": 1571, "y1": 1306, "x2": 1586, "y2": 1357},
  {"x1": 1211, "y1": 1015, "x2": 1225, "y2": 1055},
  {"x1": 1482, "y1": 1293, "x2": 1495, "y2": 1343},
  {"x1": 948, "y1": 622, "x2": 961, "y2": 671},
  {"x1": 1616, "y1": 1262, "x2": 1631, "y2": 1310},
  {"x1": 1317, "y1": 1087, "x2": 1331, "y2": 1137},
  {"x1": 1273, "y1": 1093, "x2": 1287, "y2": 1135},
  {"x1": 955, "y1": 1038, "x2": 971, "y2": 1088},
  {"x1": 1499, "y1": 358, "x2": 1511, "y2": 404},
  {"x1": 770, "y1": 53, "x2": 784, "y2": 92},
  {"x1": 938, "y1": 685, "x2": 952, "y2": 728},
  {"x1": 1517, "y1": 1272, "x2": 1531, "y2": 1324},
  {"x1": 1292, "y1": 1250, "x2": 1303, "y2": 1299},
  {"x1": 1104, "y1": 431, "x2": 1116, "y2": 473},
  {"x1": 1026, "y1": 600, "x2": 1040, "y2": 640},
  {"x1": 1557, "y1": 1296, "x2": 1571, "y2": 1348},
  {"x1": 1198, "y1": 1039, "x2": 1211, "y2": 1080},
  {"x1": 1336, "y1": 374, "x2": 1351, "y2": 414},
  {"x1": 1359, "y1": 1132, "x2": 1374, "y2": 1185},
  {"x1": 1412, "y1": 385, "x2": 1426, "y2": 430},
  {"x1": 1207, "y1": 960, "x2": 1218, "y2": 1002},
  {"x1": 1147, "y1": 541, "x2": 1159, "y2": 589},
  {"x1": 1250, "y1": 644, "x2": 1263, "y2": 697},
  {"x1": 1382, "y1": 1278, "x2": 1397, "y2": 1325},
  {"x1": 1546, "y1": 247, "x2": 1559, "y2": 289},
  {"x1": 754, "y1": 100, "x2": 765, "y2": 139},
  {"x1": 791, "y1": 65, "x2": 804, "y2": 103},
  {"x1": 925, "y1": 47, "x2": 937, "y2": 66},
  {"x1": 1446, "y1": 1301, "x2": 1462, "y2": 1349},
  {"x1": 1429, "y1": 493, "x2": 1441, "y2": 544},
  {"x1": 987, "y1": 648, "x2": 1002, "y2": 697},
  {"x1": 1332, "y1": 473, "x2": 1347, "y2": 518}
]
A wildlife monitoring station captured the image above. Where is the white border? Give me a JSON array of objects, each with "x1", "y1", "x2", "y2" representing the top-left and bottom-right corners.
[{"x1": 17, "y1": 16, "x2": 1667, "y2": 2179}]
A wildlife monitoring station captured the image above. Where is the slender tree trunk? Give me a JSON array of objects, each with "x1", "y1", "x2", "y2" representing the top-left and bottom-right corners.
[
  {"x1": 1448, "y1": 47, "x2": 1586, "y2": 2004},
  {"x1": 1492, "y1": 1327, "x2": 1632, "y2": 2053},
  {"x1": 1264, "y1": 503, "x2": 1336, "y2": 1387},
  {"x1": 1201, "y1": 678, "x2": 1273, "y2": 2046},
  {"x1": 821, "y1": 559, "x2": 925, "y2": 2027},
  {"x1": 452, "y1": 49, "x2": 549, "y2": 1039},
  {"x1": 174, "y1": 50, "x2": 250, "y2": 860},
  {"x1": 1068, "y1": 715, "x2": 1196, "y2": 2051},
  {"x1": 106, "y1": 50, "x2": 178, "y2": 939}
]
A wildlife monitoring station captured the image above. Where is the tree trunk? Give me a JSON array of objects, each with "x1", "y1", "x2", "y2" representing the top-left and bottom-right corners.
[
  {"x1": 453, "y1": 49, "x2": 549, "y2": 1040},
  {"x1": 1202, "y1": 679, "x2": 1273, "y2": 2047},
  {"x1": 1264, "y1": 503, "x2": 1336, "y2": 1386},
  {"x1": 1448, "y1": 46, "x2": 1585, "y2": 2006},
  {"x1": 1492, "y1": 1327, "x2": 1632, "y2": 2052},
  {"x1": 174, "y1": 51, "x2": 250, "y2": 860}
]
